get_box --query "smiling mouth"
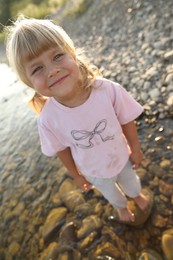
[49,75,68,88]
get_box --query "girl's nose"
[48,65,60,78]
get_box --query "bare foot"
[133,193,150,213]
[117,207,135,222]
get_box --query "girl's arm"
[121,120,143,169]
[57,147,91,191]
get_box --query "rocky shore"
[0,0,173,259]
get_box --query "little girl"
[5,16,150,223]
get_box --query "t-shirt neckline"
[51,85,96,112]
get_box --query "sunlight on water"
[0,63,17,97]
[0,63,34,102]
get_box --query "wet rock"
[32,188,51,209]
[42,207,67,241]
[152,214,167,228]
[59,222,77,245]
[8,241,20,257]
[12,201,25,216]
[59,178,77,198]
[148,88,160,101]
[22,186,36,201]
[167,94,173,106]
[160,159,171,169]
[77,215,103,239]
[164,73,173,85]
[61,190,86,211]
[58,179,86,211]
[74,202,94,218]
[159,180,173,196]
[51,192,62,206]
[0,248,5,260]
[162,229,173,260]
[93,242,122,259]
[164,50,173,60]
[115,188,154,227]
[136,168,147,181]
[38,242,59,260]
[79,231,98,250]
[58,250,81,260]
[138,249,163,260]
[93,201,105,216]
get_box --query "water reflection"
[0,62,56,181]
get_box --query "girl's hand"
[75,175,92,191]
[130,150,143,169]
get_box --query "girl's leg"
[87,175,127,208]
[116,160,141,197]
[116,160,149,211]
[133,193,150,212]
[86,175,134,222]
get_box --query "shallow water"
[0,63,58,186]
[0,63,173,259]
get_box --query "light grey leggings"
[86,160,141,209]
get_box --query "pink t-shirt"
[37,78,143,178]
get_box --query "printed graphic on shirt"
[71,119,114,149]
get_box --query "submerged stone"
[42,207,67,241]
[77,215,103,239]
[162,229,173,260]
[138,249,162,260]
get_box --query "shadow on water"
[0,63,173,259]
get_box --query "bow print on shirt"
[71,119,114,149]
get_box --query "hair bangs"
[19,28,63,64]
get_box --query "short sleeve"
[110,82,143,125]
[37,118,66,157]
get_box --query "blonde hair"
[5,15,100,114]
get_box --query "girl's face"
[25,47,81,105]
